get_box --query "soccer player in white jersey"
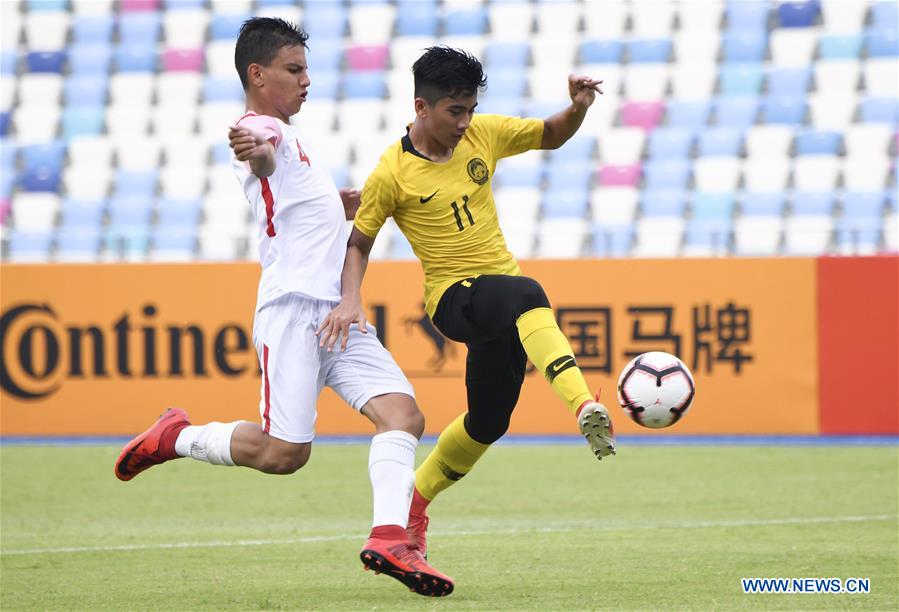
[114,18,453,598]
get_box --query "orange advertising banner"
[1,259,818,437]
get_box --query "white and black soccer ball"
[617,351,695,428]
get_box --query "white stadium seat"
[64,165,111,199]
[583,1,627,37]
[693,158,742,193]
[623,64,670,101]
[678,0,724,31]
[163,9,210,49]
[12,106,60,144]
[814,60,861,93]
[11,193,60,232]
[769,29,817,67]
[863,59,899,98]
[489,1,534,40]
[1,4,21,50]
[808,93,857,131]
[842,158,891,190]
[152,105,199,138]
[535,1,582,38]
[821,0,868,32]
[536,218,588,258]
[106,105,151,137]
[198,101,244,140]
[496,187,541,227]
[590,187,639,225]
[734,216,783,256]
[24,11,69,50]
[598,128,646,165]
[670,64,717,100]
[349,4,396,44]
[784,216,834,256]
[745,126,795,159]
[156,73,202,106]
[206,41,238,77]
[161,165,208,199]
[69,136,114,169]
[792,156,841,191]
[18,74,63,107]
[631,1,676,36]
[844,125,893,158]
[633,217,685,258]
[109,73,156,108]
[742,157,791,192]
[674,31,720,64]
[116,138,161,171]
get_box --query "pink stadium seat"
[163,49,205,72]
[346,45,390,71]
[598,164,642,187]
[620,101,665,131]
[120,0,159,11]
[0,199,10,225]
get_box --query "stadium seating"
[1,0,896,262]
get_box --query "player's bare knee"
[262,442,311,474]
[363,393,425,438]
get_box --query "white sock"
[368,430,418,528]
[174,421,242,466]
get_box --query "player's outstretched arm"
[316,227,376,352]
[540,74,604,150]
[229,124,276,178]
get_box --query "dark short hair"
[412,46,487,105]
[234,17,309,90]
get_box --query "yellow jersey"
[354,113,544,316]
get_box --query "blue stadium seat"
[858,98,898,124]
[211,144,231,165]
[152,226,197,253]
[627,39,672,63]
[777,1,819,28]
[762,96,806,124]
[836,217,881,252]
[698,128,743,156]
[165,0,205,8]
[21,142,65,174]
[444,5,488,35]
[109,195,153,227]
[842,191,884,217]
[871,1,899,30]
[591,223,633,258]
[115,170,158,198]
[692,193,736,220]
[524,101,563,119]
[330,167,350,189]
[648,128,694,159]
[548,135,596,162]
[579,40,624,63]
[203,76,243,102]
[57,228,102,257]
[642,189,687,216]
[119,13,161,46]
[742,193,785,216]
[61,107,105,139]
[792,192,834,215]
[482,69,527,99]
[304,4,347,39]
[867,29,899,57]
[26,0,67,10]
[310,71,340,100]
[26,51,66,73]
[722,31,767,63]
[396,1,438,36]
[20,167,62,192]
[495,164,542,189]
[684,219,732,251]
[1,51,18,75]
[8,231,53,259]
[61,198,105,227]
[720,64,764,95]
[389,232,416,260]
[725,1,770,31]
[888,189,898,213]
[545,161,594,192]
[767,67,811,96]
[484,42,530,69]
[0,112,9,138]
[308,40,343,73]
[1,169,14,198]
[210,13,250,41]
[115,45,158,73]
[542,188,589,218]
[1,141,15,169]
[478,99,523,117]
[643,160,691,189]
[72,15,114,43]
[105,226,150,256]
[157,197,202,226]
[69,44,112,74]
[65,75,109,106]
[818,34,863,59]
[715,97,759,127]
[666,100,711,128]
[794,130,842,155]
[342,71,387,98]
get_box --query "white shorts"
[252,292,415,443]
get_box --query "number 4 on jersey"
[295,139,311,167]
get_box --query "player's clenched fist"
[228,125,271,161]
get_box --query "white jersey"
[232,112,347,312]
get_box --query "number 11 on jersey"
[450,195,474,231]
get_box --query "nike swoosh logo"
[552,358,575,372]
[419,190,439,203]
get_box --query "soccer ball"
[617,352,695,428]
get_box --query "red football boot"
[360,525,453,597]
[406,488,430,558]
[114,408,190,481]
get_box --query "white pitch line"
[2,514,895,557]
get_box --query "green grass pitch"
[1,443,896,611]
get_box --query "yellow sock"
[517,307,593,415]
[414,413,489,501]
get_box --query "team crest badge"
[467,158,489,185]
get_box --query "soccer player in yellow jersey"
[318,46,615,557]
